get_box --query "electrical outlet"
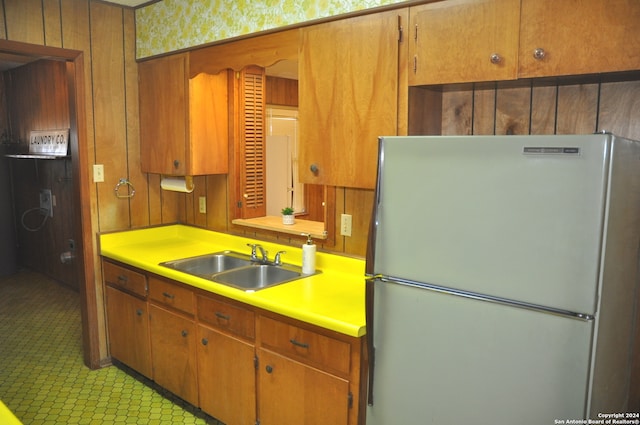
[93,164,104,183]
[340,213,352,237]
[199,196,207,214]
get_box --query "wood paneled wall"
[4,0,640,374]
[410,75,640,140]
[0,0,152,365]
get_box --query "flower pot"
[282,214,295,225]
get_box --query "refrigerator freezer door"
[366,280,593,425]
[373,135,610,314]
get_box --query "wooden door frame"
[0,39,100,369]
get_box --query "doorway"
[0,39,98,369]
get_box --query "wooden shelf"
[232,216,327,240]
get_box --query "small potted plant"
[281,207,295,225]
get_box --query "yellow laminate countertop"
[99,224,366,337]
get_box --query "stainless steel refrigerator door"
[366,279,593,425]
[372,135,610,314]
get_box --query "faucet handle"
[273,250,286,265]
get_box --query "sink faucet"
[247,243,269,263]
[247,244,286,265]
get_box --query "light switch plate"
[93,164,104,183]
[199,196,207,214]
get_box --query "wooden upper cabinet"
[410,0,640,86]
[139,53,229,176]
[518,0,640,78]
[299,9,406,189]
[189,29,299,77]
[409,0,520,85]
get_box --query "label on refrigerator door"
[523,146,581,155]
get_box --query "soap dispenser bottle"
[302,233,316,275]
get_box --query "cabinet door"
[519,0,640,78]
[257,348,349,425]
[139,54,188,175]
[149,304,198,406]
[105,286,152,378]
[299,10,403,189]
[197,325,256,424]
[409,0,519,85]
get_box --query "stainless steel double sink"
[160,251,312,292]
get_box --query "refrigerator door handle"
[379,275,595,322]
[365,274,379,405]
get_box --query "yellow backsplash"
[135,0,405,58]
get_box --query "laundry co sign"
[29,129,69,156]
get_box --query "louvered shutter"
[239,66,267,218]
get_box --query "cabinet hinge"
[255,421,260,425]
[348,391,353,409]
[414,23,418,42]
[397,15,403,43]
[254,355,259,370]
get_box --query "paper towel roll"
[161,176,194,193]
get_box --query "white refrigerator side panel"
[366,281,593,425]
[373,135,609,314]
[590,136,640,413]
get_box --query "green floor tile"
[0,269,222,424]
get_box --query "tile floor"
[0,269,222,424]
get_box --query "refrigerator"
[365,134,640,424]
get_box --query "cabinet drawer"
[103,261,147,297]
[197,295,255,340]
[259,316,350,375]
[149,276,195,315]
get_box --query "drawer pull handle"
[290,338,309,349]
[162,292,175,299]
[181,330,188,337]
[117,275,128,282]
[201,338,208,346]
[215,312,230,321]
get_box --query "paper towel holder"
[161,175,194,193]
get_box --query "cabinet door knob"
[533,48,546,60]
[173,159,180,169]
[310,164,319,175]
[181,330,188,337]
[201,338,208,346]
[265,365,273,374]
[489,53,501,64]
[136,309,143,316]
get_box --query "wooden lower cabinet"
[105,285,152,378]
[197,325,256,424]
[257,348,350,425]
[103,259,363,425]
[149,304,199,406]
